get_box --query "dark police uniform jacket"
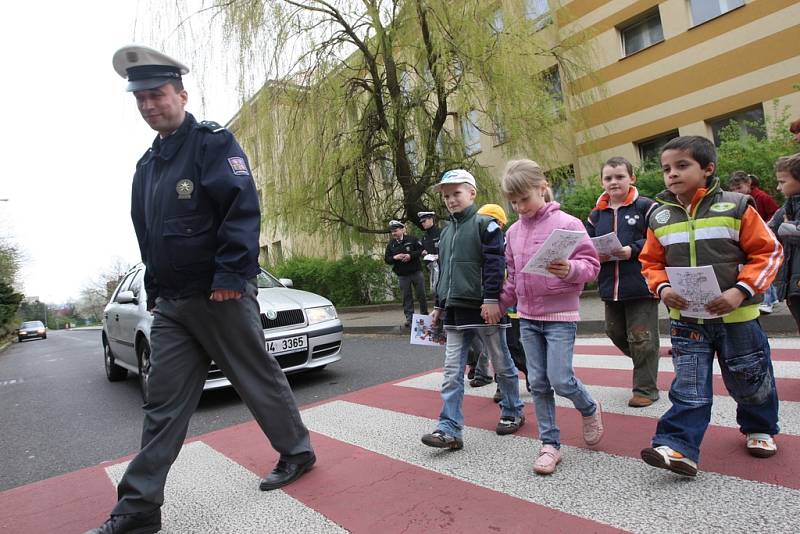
[384,235,424,276]
[131,112,261,309]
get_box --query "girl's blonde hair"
[501,159,553,202]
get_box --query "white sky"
[0,1,244,303]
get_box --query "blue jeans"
[437,326,524,439]
[520,319,597,448]
[653,319,780,463]
[763,285,777,306]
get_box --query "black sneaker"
[493,388,502,403]
[469,376,493,388]
[421,430,464,450]
[467,366,476,380]
[496,414,525,435]
[84,510,161,534]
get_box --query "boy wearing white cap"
[421,170,525,450]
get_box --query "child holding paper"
[498,159,602,475]
[639,136,782,476]
[585,157,660,408]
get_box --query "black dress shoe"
[259,454,316,491]
[84,510,161,534]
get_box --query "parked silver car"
[102,264,343,401]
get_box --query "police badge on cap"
[112,45,190,92]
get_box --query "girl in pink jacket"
[499,159,602,475]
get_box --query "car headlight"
[19,331,27,335]
[306,305,337,325]
[37,329,46,334]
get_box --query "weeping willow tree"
[147,0,593,246]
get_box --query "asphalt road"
[0,329,442,492]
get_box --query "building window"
[545,165,575,202]
[493,113,507,146]
[543,67,563,119]
[636,130,679,168]
[462,111,482,156]
[708,105,765,146]
[526,0,551,30]
[404,138,419,174]
[271,241,284,263]
[620,10,664,57]
[490,10,504,34]
[690,0,744,27]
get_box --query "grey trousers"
[398,271,428,321]
[113,281,313,514]
[604,298,661,400]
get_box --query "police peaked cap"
[112,45,190,92]
[388,220,405,229]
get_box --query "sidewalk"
[338,292,797,336]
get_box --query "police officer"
[87,46,315,534]
[418,211,440,291]
[384,220,428,327]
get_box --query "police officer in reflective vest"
[87,45,316,534]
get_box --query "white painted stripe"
[395,373,800,436]
[302,401,800,534]
[105,442,345,534]
[569,353,800,379]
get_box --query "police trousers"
[113,281,313,514]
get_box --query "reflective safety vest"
[649,178,761,323]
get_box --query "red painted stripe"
[575,367,800,403]
[346,382,800,489]
[203,424,625,534]
[573,345,800,362]
[0,464,117,534]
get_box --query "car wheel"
[17,336,23,343]
[104,343,128,381]
[41,334,47,340]
[138,339,152,404]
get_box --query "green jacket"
[435,204,505,309]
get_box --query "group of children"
[419,135,797,478]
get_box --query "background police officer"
[384,220,427,327]
[87,46,315,534]
[418,211,440,291]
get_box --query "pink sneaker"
[582,402,604,446]
[533,445,561,475]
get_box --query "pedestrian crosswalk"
[2,339,799,533]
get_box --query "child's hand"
[661,287,688,310]
[705,288,746,316]
[613,246,632,261]
[481,303,502,324]
[546,259,571,279]
[599,254,611,263]
[430,309,442,325]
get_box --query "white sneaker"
[759,303,774,314]
[641,445,698,477]
[746,433,777,458]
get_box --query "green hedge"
[270,255,391,307]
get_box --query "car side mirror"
[116,290,138,305]
[279,278,293,288]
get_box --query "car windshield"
[257,269,285,289]
[21,321,44,329]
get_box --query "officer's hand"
[430,309,442,325]
[661,287,688,310]
[210,289,243,302]
[481,303,502,324]
[705,288,745,316]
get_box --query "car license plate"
[266,335,307,355]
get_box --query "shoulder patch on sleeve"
[198,120,226,133]
[486,221,500,233]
